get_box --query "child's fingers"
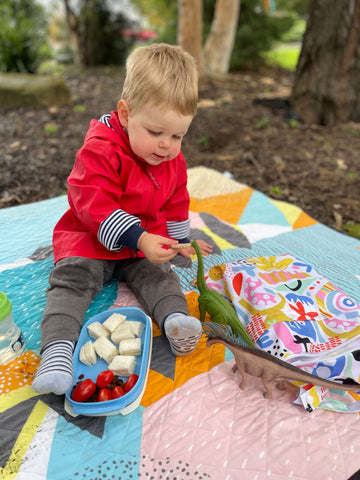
[195,240,213,254]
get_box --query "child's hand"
[137,232,178,263]
[178,239,213,258]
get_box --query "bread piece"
[93,336,118,363]
[119,337,141,356]
[111,324,135,343]
[87,321,110,339]
[170,243,191,249]
[103,313,127,333]
[108,355,136,376]
[79,340,97,365]
[126,321,144,338]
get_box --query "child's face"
[118,100,193,166]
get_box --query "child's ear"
[118,99,129,127]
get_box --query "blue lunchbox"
[64,307,152,416]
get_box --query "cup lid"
[0,293,12,321]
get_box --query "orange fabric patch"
[190,189,253,224]
[141,336,225,408]
[0,351,40,395]
[293,210,318,229]
[141,291,224,407]
[185,291,201,319]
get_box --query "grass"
[264,44,301,71]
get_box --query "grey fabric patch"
[29,246,54,262]
[0,393,106,468]
[150,334,176,380]
[199,212,251,249]
[170,212,250,269]
[170,230,221,268]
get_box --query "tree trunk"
[62,0,103,67]
[291,0,360,125]
[63,0,81,66]
[203,0,241,76]
[177,0,204,74]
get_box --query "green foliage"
[134,0,304,71]
[342,222,360,239]
[229,0,298,71]
[289,118,300,128]
[276,0,309,17]
[43,122,58,136]
[77,0,135,66]
[264,45,300,71]
[280,18,306,43]
[269,185,283,196]
[38,60,65,76]
[198,136,209,146]
[0,0,51,73]
[255,115,270,129]
[132,0,177,44]
[73,104,87,113]
[202,0,301,71]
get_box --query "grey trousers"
[41,256,189,351]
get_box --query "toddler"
[32,43,212,395]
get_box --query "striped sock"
[164,313,202,356]
[32,340,75,395]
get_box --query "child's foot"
[164,314,202,356]
[32,340,75,395]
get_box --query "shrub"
[0,0,51,73]
[76,0,136,66]
[230,1,296,70]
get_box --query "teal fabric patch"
[48,406,144,480]
[238,190,290,226]
[1,257,117,354]
[0,195,68,264]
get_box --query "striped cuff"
[167,219,190,240]
[98,113,114,131]
[98,209,141,251]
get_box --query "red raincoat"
[53,111,190,263]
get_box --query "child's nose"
[159,137,170,149]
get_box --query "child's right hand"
[137,232,178,263]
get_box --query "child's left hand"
[177,239,213,258]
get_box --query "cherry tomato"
[97,388,112,402]
[71,378,96,402]
[124,374,139,392]
[112,386,126,399]
[96,370,114,388]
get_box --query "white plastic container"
[0,292,25,364]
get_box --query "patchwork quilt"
[1,166,360,480]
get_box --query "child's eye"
[173,135,182,140]
[148,130,161,136]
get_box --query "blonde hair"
[121,43,198,116]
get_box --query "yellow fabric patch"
[0,396,48,479]
[270,198,303,226]
[198,226,236,251]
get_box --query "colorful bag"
[202,253,360,412]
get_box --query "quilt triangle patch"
[270,199,318,229]
[239,190,290,226]
[189,188,253,224]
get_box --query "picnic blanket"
[1,166,360,480]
